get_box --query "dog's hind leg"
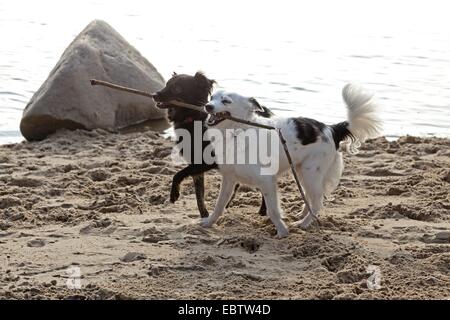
[293,161,326,230]
[170,168,188,203]
[200,177,236,228]
[193,174,209,218]
[260,179,289,238]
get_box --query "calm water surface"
[0,0,449,144]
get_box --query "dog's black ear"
[195,71,216,94]
[172,71,178,77]
[249,97,265,112]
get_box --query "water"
[1,0,449,144]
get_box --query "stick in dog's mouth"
[206,111,231,126]
[155,101,170,109]
[154,99,201,110]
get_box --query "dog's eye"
[171,85,183,94]
[221,99,231,105]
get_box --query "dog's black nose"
[205,104,214,113]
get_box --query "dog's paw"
[200,209,209,219]
[200,217,213,228]
[275,224,289,239]
[293,214,316,230]
[169,187,180,203]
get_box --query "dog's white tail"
[342,83,383,153]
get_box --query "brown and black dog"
[152,71,268,218]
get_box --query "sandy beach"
[0,129,449,300]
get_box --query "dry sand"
[0,129,449,300]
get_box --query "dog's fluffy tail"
[331,83,383,154]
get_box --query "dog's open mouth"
[207,112,231,126]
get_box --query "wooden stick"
[167,100,277,130]
[90,79,316,223]
[90,79,154,98]
[90,80,277,130]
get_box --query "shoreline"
[0,129,449,299]
[2,130,450,146]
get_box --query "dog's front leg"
[193,174,209,218]
[226,185,267,217]
[170,164,218,203]
[170,170,185,203]
[200,177,236,228]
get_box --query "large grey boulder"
[20,20,167,141]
